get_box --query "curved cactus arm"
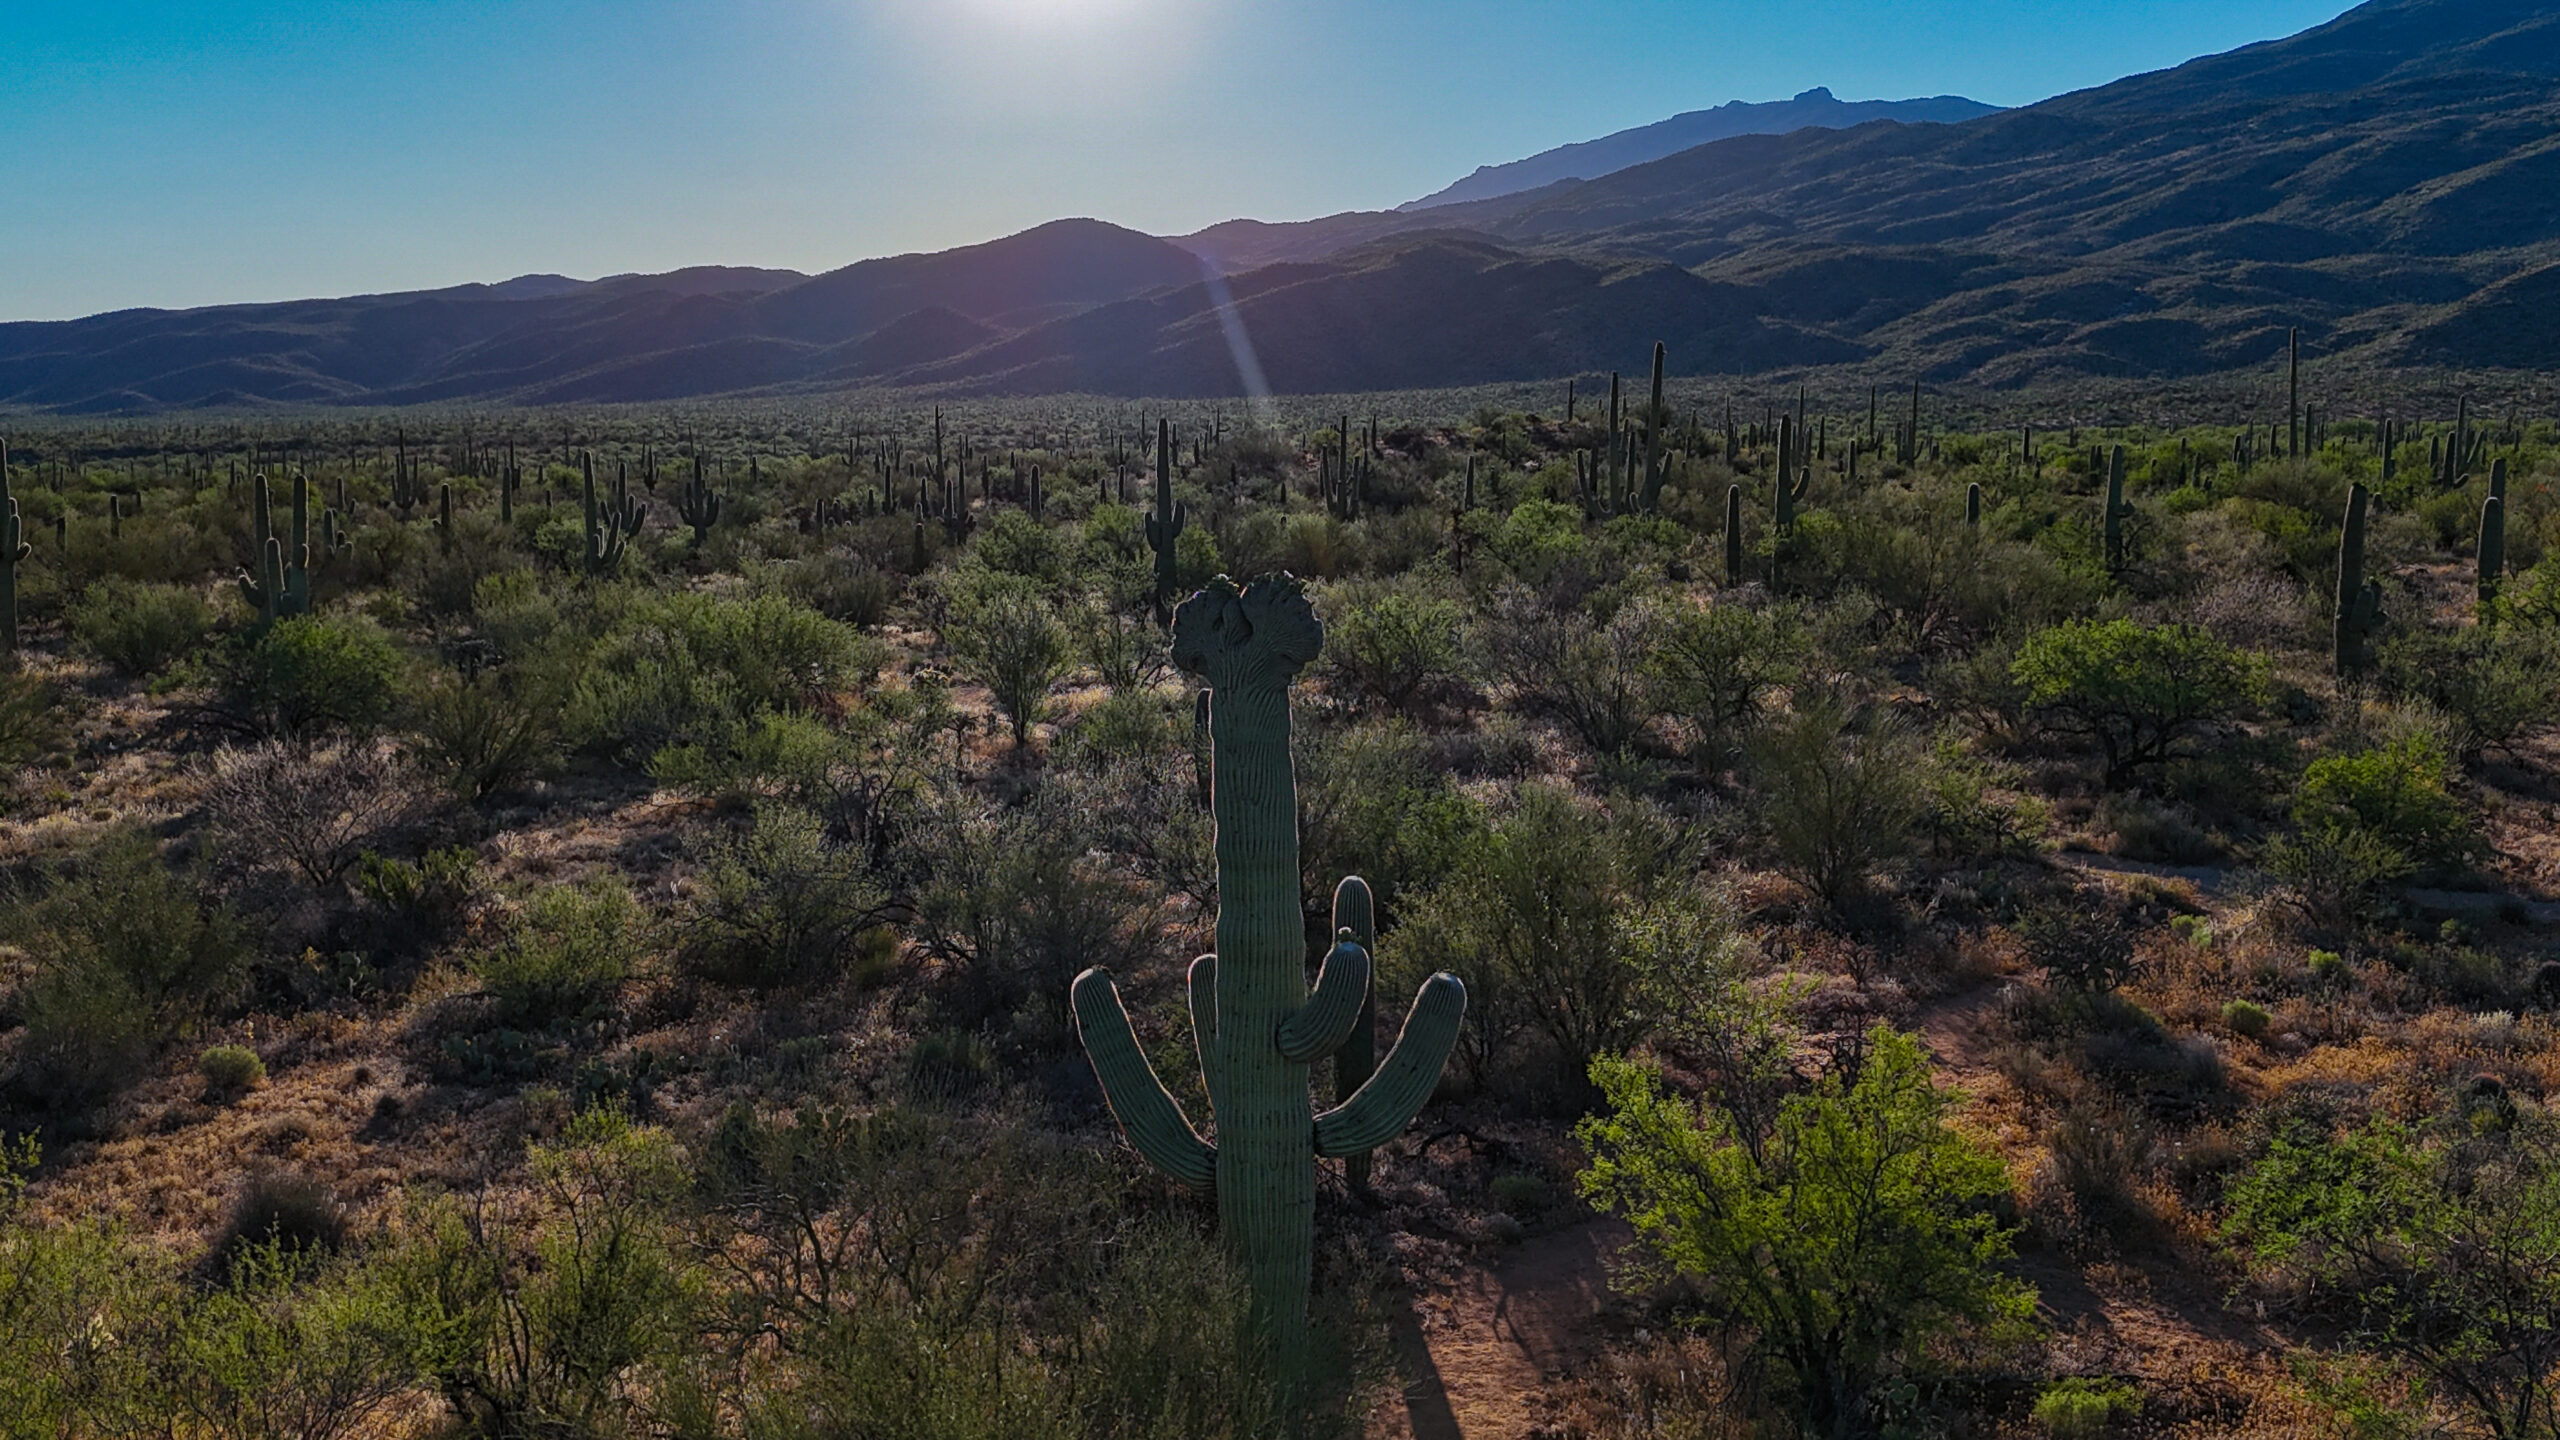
[1188,952,1223,1117]
[1276,932,1370,1063]
[1314,973,1466,1158]
[1072,966,1218,1191]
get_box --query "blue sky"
[3,0,2353,320]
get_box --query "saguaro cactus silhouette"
[2335,482,2385,677]
[0,439,25,654]
[1146,418,1186,621]
[1071,576,1466,1348]
[2102,446,2134,573]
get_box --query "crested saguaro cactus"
[2335,482,2385,677]
[1071,577,1466,1348]
[1145,418,1186,622]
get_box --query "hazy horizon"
[7,0,2352,323]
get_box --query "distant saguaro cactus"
[1723,483,1744,587]
[1071,577,1465,1349]
[0,439,25,654]
[2335,482,2385,677]
[2102,446,2135,574]
[677,454,722,546]
[1145,419,1186,622]
[2479,495,2506,619]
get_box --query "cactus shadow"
[1387,1294,1465,1440]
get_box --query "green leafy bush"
[196,1043,266,1094]
[1747,693,1927,909]
[680,805,894,989]
[943,571,1070,746]
[225,614,406,736]
[1323,583,1464,711]
[2033,1377,2143,1437]
[2221,998,2272,1038]
[475,879,643,1029]
[68,578,214,676]
[2291,734,2474,875]
[1580,1027,2035,1440]
[2013,619,2267,788]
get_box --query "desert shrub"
[157,1237,420,1439]
[208,1171,349,1273]
[913,788,1153,1039]
[2262,822,2416,926]
[201,739,432,891]
[355,846,481,943]
[1476,588,1660,755]
[1580,1027,2035,1440]
[1322,581,1465,711]
[2012,619,2266,788]
[223,614,406,736]
[2291,733,2474,875]
[971,508,1067,584]
[68,577,214,676]
[680,804,895,989]
[1647,597,1804,760]
[196,1044,267,1095]
[1391,784,1724,1094]
[8,830,249,1106]
[1294,719,1486,915]
[0,670,67,769]
[2225,1115,2560,1440]
[1491,497,1590,592]
[1081,595,1167,692]
[2046,1090,2154,1228]
[476,879,643,1030]
[2220,998,2272,1038]
[1061,687,1185,769]
[943,572,1070,746]
[406,664,562,799]
[2377,624,2560,757]
[570,590,876,761]
[770,553,894,627]
[2033,1377,2142,1437]
[2018,897,2137,994]
[383,1107,702,1436]
[1746,692,1927,910]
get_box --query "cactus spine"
[2102,446,2134,573]
[1072,577,1465,1349]
[1145,419,1186,622]
[0,440,23,654]
[2335,482,2385,677]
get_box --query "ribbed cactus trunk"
[2335,482,2385,677]
[1072,578,1466,1356]
[1723,484,1743,587]
[2102,446,2133,574]
[2479,495,2506,619]
[0,440,23,655]
[1637,342,1668,512]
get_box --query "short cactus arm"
[1314,973,1466,1157]
[1276,931,1370,1063]
[1189,952,1223,1115]
[1072,967,1218,1190]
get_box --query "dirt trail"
[1374,1219,1631,1440]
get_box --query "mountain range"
[4,0,2556,414]
[1395,87,2005,211]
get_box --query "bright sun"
[947,0,1151,30]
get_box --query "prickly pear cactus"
[1071,576,1466,1347]
[2335,482,2385,677]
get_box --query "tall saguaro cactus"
[1723,483,1744,587]
[1071,577,1466,1349]
[1145,419,1186,622]
[0,439,24,655]
[1636,342,1669,512]
[2335,482,2385,677]
[2102,446,2134,574]
[2479,495,2507,619]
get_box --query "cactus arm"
[1189,952,1224,1117]
[1071,966,1218,1191]
[1275,932,1370,1064]
[1314,973,1467,1158]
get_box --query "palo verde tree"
[2011,618,2268,789]
[1580,1026,2034,1440]
[1070,576,1466,1353]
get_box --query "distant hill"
[9,0,2560,411]
[1399,88,2004,211]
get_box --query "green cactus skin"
[0,439,24,654]
[1145,419,1187,621]
[2287,327,2301,458]
[1965,481,1983,528]
[438,483,453,552]
[2102,446,2134,574]
[2479,495,2507,619]
[580,452,632,575]
[1637,342,1668,512]
[1072,577,1466,1349]
[678,454,722,547]
[2335,482,2385,678]
[1773,415,1811,532]
[1330,876,1378,1194]
[236,472,310,621]
[1724,483,1744,587]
